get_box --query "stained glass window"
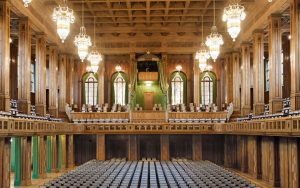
[85,73,98,105]
[201,73,213,105]
[114,74,126,105]
[171,74,184,105]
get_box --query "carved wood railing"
[168,112,228,120]
[71,112,129,122]
[0,117,83,136]
[2,115,300,136]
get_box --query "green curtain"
[130,61,138,109]
[199,71,217,104]
[169,71,187,105]
[81,72,99,105]
[157,61,167,110]
[32,136,38,179]
[110,71,129,105]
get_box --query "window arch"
[114,74,126,105]
[171,73,184,105]
[85,73,98,105]
[201,73,214,105]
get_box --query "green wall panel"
[13,137,21,186]
[135,81,165,109]
[46,136,51,173]
[32,136,38,179]
[10,137,16,172]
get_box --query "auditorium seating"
[0,99,62,122]
[42,159,258,188]
[236,97,300,122]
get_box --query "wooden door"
[144,92,154,110]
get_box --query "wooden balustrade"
[70,112,129,122]
[1,115,300,136]
[131,111,166,123]
[168,112,228,119]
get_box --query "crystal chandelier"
[222,2,246,41]
[74,2,92,62]
[23,0,32,7]
[87,17,102,72]
[52,0,75,43]
[196,16,210,72]
[206,0,224,62]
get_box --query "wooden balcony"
[2,114,300,137]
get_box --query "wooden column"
[66,56,74,105]
[253,30,265,115]
[98,62,105,106]
[0,0,10,111]
[241,42,251,115]
[35,33,46,116]
[248,136,258,178]
[51,135,58,172]
[237,136,248,173]
[38,136,46,178]
[17,137,31,186]
[60,135,67,170]
[96,134,105,161]
[290,0,300,110]
[268,14,283,114]
[48,45,58,117]
[0,137,10,188]
[193,54,200,105]
[67,135,74,169]
[279,137,298,188]
[160,135,169,161]
[282,36,291,98]
[225,53,233,103]
[261,137,279,186]
[58,55,67,112]
[232,52,241,112]
[128,135,138,161]
[17,18,31,114]
[224,135,237,168]
[192,135,202,161]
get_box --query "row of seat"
[42,158,257,188]
[73,119,130,124]
[169,118,227,123]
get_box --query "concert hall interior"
[0,0,299,187]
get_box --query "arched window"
[171,74,184,105]
[85,73,98,105]
[114,74,126,105]
[201,73,213,105]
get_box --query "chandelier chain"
[201,15,204,42]
[213,0,215,26]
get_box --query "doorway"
[144,92,154,110]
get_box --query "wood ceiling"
[9,0,290,55]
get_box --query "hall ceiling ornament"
[74,0,92,62]
[23,0,32,7]
[222,1,246,41]
[206,0,224,62]
[52,0,75,43]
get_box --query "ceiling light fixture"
[222,1,246,41]
[196,15,210,72]
[23,0,32,7]
[52,0,75,43]
[115,65,122,72]
[74,1,91,62]
[206,0,224,62]
[87,17,102,73]
[176,65,182,72]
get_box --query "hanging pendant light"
[87,17,102,73]
[196,15,210,72]
[206,0,224,62]
[52,0,75,43]
[23,0,32,7]
[74,1,92,62]
[222,1,246,41]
